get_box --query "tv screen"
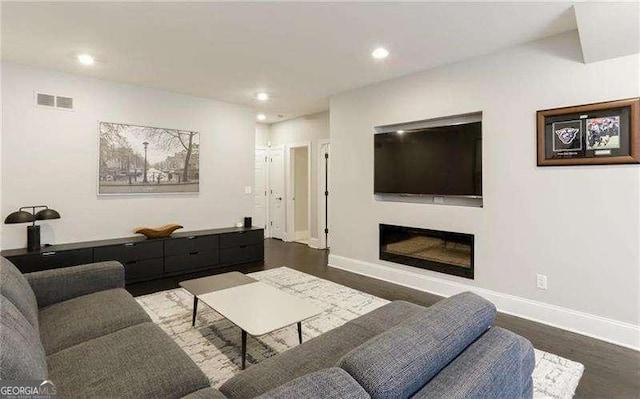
[374,122,482,196]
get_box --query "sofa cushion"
[411,327,535,399]
[220,300,424,398]
[39,288,151,355]
[338,292,496,399]
[182,387,228,399]
[47,322,209,399]
[0,295,47,380]
[0,257,39,329]
[258,368,370,399]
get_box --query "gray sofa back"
[0,295,48,380]
[411,326,535,399]
[0,258,48,381]
[0,257,39,329]
[338,292,496,399]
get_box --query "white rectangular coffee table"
[186,275,321,369]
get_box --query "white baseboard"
[308,238,320,249]
[328,254,640,351]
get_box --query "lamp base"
[27,225,41,252]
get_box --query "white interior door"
[253,147,268,231]
[269,146,285,240]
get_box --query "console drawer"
[220,242,263,264]
[219,230,263,248]
[8,248,94,273]
[124,258,164,283]
[94,241,163,263]
[164,250,219,273]
[164,235,219,256]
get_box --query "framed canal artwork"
[98,122,199,195]
[536,98,639,166]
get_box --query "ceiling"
[1,2,578,123]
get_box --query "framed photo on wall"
[98,122,200,195]
[537,98,639,166]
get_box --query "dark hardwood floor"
[127,238,640,399]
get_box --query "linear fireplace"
[379,224,474,279]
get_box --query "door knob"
[276,197,283,200]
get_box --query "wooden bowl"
[134,224,183,239]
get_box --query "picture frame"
[536,98,639,166]
[98,122,200,195]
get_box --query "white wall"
[266,111,329,242]
[329,31,640,348]
[2,62,255,249]
[255,123,270,147]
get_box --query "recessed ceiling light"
[77,54,95,66]
[257,114,266,121]
[397,130,405,134]
[372,47,389,59]
[256,92,269,101]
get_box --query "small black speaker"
[244,217,252,228]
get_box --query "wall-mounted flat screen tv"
[374,121,482,196]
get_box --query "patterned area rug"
[136,267,584,398]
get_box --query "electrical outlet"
[244,186,252,194]
[433,196,444,204]
[536,274,548,290]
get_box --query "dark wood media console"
[1,227,264,284]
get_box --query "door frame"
[255,146,269,237]
[268,145,285,240]
[317,139,330,249]
[286,141,312,243]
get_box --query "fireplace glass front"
[379,224,474,279]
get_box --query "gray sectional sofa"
[0,258,211,398]
[1,257,535,398]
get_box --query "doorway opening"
[287,143,311,244]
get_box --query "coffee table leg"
[297,322,302,344]
[192,296,199,327]
[241,329,247,370]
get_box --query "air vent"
[56,96,73,110]
[35,92,74,111]
[36,93,55,107]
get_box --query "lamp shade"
[4,211,36,224]
[35,208,61,220]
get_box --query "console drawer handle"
[239,245,247,249]
[124,243,135,247]
[189,251,198,255]
[42,251,56,257]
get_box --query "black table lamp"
[4,205,61,251]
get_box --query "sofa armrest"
[411,327,535,399]
[25,261,125,308]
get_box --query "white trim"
[317,139,330,249]
[293,230,310,241]
[308,238,320,249]
[328,254,640,351]
[286,142,312,245]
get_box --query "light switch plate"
[536,274,548,290]
[244,186,252,194]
